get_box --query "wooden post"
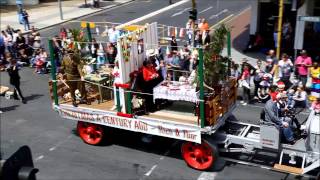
[48,39,59,106]
[198,48,205,128]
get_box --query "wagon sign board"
[56,106,202,143]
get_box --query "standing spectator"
[15,31,26,51]
[93,0,99,8]
[5,53,26,104]
[59,27,67,40]
[21,9,30,31]
[265,49,278,76]
[108,25,120,45]
[185,19,194,45]
[198,18,209,33]
[194,30,202,47]
[33,36,42,50]
[91,38,99,59]
[5,25,15,37]
[1,31,13,55]
[230,62,240,80]
[0,33,5,62]
[253,59,264,100]
[240,65,251,105]
[278,53,293,89]
[170,36,178,52]
[201,30,210,48]
[295,50,312,87]
[282,19,293,50]
[105,42,117,64]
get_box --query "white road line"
[49,135,73,152]
[171,7,191,17]
[197,172,218,180]
[209,9,228,19]
[35,155,44,161]
[116,0,189,29]
[199,6,213,14]
[144,165,157,176]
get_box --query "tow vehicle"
[48,22,320,178]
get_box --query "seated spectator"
[287,89,295,108]
[311,97,320,113]
[293,86,308,108]
[33,36,42,50]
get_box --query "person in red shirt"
[142,59,161,112]
[143,60,159,81]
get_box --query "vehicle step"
[273,164,303,175]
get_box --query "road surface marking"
[144,165,157,176]
[197,172,217,180]
[210,14,234,29]
[171,7,191,17]
[116,0,189,29]
[35,155,44,161]
[49,135,73,151]
[199,6,213,14]
[209,9,228,19]
[142,140,179,177]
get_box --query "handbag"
[306,73,312,88]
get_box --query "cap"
[277,81,285,88]
[301,50,307,54]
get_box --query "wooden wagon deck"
[60,100,199,126]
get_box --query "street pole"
[276,0,283,60]
[58,0,63,20]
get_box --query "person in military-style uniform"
[59,49,90,107]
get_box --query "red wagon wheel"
[77,121,104,145]
[181,141,218,170]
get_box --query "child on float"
[111,59,121,110]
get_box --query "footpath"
[0,0,133,31]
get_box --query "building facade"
[250,0,320,59]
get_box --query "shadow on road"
[0,105,20,112]
[25,94,44,101]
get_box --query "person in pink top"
[295,50,312,87]
[311,97,320,113]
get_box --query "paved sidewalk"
[0,0,132,31]
[219,6,265,65]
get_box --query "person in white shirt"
[293,85,308,108]
[108,25,120,44]
[278,53,293,89]
[1,30,13,54]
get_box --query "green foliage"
[203,24,230,87]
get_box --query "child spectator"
[293,85,308,108]
[311,97,320,113]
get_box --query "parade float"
[48,22,319,177]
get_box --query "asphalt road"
[0,0,317,179]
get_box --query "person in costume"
[310,62,320,101]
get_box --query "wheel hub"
[194,148,204,159]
